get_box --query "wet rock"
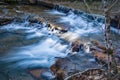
[0,2,8,5]
[71,41,81,52]
[48,23,68,34]
[74,10,83,15]
[90,40,106,52]
[85,41,108,64]
[86,14,95,21]
[0,17,14,26]
[29,16,46,23]
[50,53,99,79]
[37,1,54,9]
[65,68,107,80]
[29,69,45,79]
[29,68,54,80]
[14,12,30,22]
[53,4,104,23]
[110,15,120,29]
[60,29,67,33]
[85,40,120,68]
[29,18,42,24]
[29,0,37,4]
[50,58,72,79]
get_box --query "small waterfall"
[54,5,70,13]
[53,5,120,37]
[53,5,104,23]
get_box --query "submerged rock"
[29,68,55,80]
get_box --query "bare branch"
[107,0,118,11]
[83,0,92,14]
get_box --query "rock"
[29,68,47,79]
[29,0,37,4]
[71,41,81,52]
[29,18,42,24]
[50,58,74,79]
[110,15,120,29]
[55,68,65,80]
[0,2,8,5]
[0,17,14,26]
[89,40,106,53]
[37,1,54,9]
[60,29,67,33]
[88,40,120,68]
[29,69,44,78]
[48,23,68,34]
[65,68,107,80]
[50,58,67,80]
[29,16,46,23]
[51,54,99,79]
[93,51,109,62]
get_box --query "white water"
[0,9,119,71]
[59,11,103,36]
[50,9,120,36]
[46,10,66,15]
[0,22,68,69]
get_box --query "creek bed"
[0,4,120,80]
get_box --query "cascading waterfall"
[53,5,104,22]
[53,5,103,37]
[53,5,120,37]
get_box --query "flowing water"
[51,6,120,46]
[0,4,120,80]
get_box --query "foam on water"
[59,12,102,35]
[46,10,66,15]
[0,22,68,70]
[0,23,30,31]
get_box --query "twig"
[64,68,104,80]
[107,0,118,11]
[111,73,120,79]
[83,0,92,14]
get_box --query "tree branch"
[107,0,118,11]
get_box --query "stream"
[0,4,120,80]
